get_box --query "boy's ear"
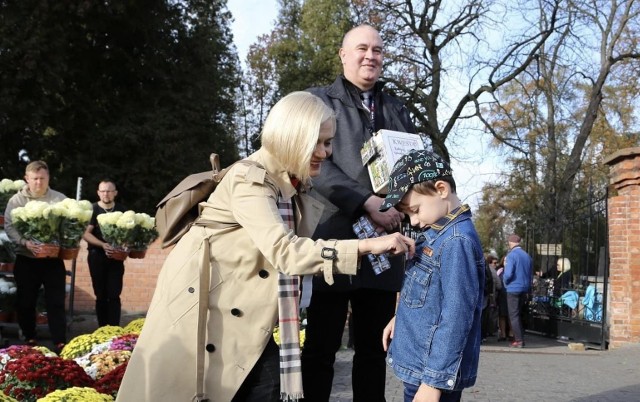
[434,180,450,197]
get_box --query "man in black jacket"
[302,24,416,401]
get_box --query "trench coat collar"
[247,148,300,200]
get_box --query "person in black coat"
[301,24,416,401]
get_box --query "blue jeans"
[404,382,462,402]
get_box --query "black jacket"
[307,75,416,291]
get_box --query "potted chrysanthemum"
[0,178,25,226]
[125,213,158,259]
[95,211,133,260]
[96,210,158,259]
[57,198,93,259]
[10,200,64,258]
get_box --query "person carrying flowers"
[3,160,68,353]
[82,179,128,327]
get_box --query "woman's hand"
[358,233,415,258]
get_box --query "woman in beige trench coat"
[116,92,414,402]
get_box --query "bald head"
[339,25,383,90]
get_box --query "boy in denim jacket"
[381,150,484,402]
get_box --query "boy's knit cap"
[379,149,452,212]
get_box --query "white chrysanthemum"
[78,199,93,210]
[135,213,155,230]
[22,200,49,219]
[97,211,123,226]
[10,206,25,221]
[0,179,24,193]
[43,204,65,219]
[0,277,17,294]
[116,210,136,229]
[0,179,12,192]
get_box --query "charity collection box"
[360,130,426,194]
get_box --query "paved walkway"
[332,335,640,402]
[3,314,639,401]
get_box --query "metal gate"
[521,191,609,349]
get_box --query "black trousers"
[232,337,280,402]
[301,288,396,402]
[88,249,125,327]
[507,292,527,342]
[13,255,67,344]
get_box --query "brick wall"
[66,240,169,314]
[604,147,640,348]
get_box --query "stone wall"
[604,147,640,347]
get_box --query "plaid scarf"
[277,194,304,401]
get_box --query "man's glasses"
[98,190,115,193]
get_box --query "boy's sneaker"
[509,341,524,348]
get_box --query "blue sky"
[226,0,499,208]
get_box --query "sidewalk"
[332,334,640,402]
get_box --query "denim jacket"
[387,206,484,391]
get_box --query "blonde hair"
[557,258,571,273]
[261,92,335,183]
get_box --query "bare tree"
[478,0,640,241]
[369,0,561,162]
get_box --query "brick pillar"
[604,147,640,348]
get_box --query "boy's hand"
[414,383,442,402]
[382,315,396,351]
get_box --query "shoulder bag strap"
[193,233,212,402]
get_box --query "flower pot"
[0,262,15,272]
[58,247,80,260]
[107,248,129,261]
[128,248,147,259]
[33,243,60,258]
